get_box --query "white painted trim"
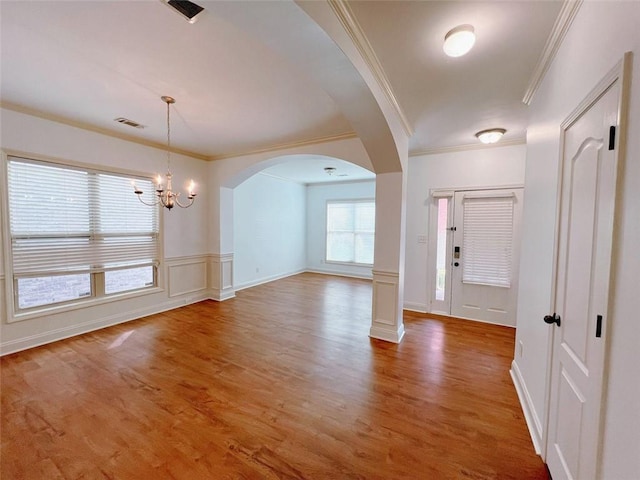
[210,289,235,302]
[403,302,428,313]
[410,137,526,158]
[369,324,405,344]
[0,102,209,161]
[305,268,372,280]
[209,132,358,161]
[209,253,235,301]
[371,269,400,278]
[234,269,307,292]
[165,254,210,265]
[209,253,234,261]
[0,292,210,356]
[327,0,413,137]
[511,360,544,455]
[522,0,584,105]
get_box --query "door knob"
[544,313,561,327]
[453,262,459,267]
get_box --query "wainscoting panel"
[370,269,405,343]
[167,257,208,298]
[209,253,235,301]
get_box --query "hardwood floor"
[1,273,548,479]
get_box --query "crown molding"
[209,131,358,161]
[0,101,210,161]
[327,0,414,138]
[409,136,526,157]
[522,0,583,105]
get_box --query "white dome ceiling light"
[475,128,507,144]
[443,24,476,57]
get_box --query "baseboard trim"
[403,302,428,313]
[510,360,544,455]
[234,268,307,292]
[0,293,209,356]
[210,290,236,302]
[369,324,405,344]
[305,268,372,280]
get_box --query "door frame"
[427,183,524,317]
[542,52,632,473]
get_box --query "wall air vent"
[162,0,205,24]
[114,117,145,129]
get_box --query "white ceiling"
[1,0,564,179]
[261,156,375,185]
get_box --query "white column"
[209,186,235,301]
[209,253,235,301]
[370,171,407,343]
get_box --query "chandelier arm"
[135,194,161,207]
[174,196,196,209]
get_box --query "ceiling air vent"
[114,117,145,129]
[163,0,205,24]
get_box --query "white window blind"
[462,195,514,287]
[7,157,159,279]
[326,200,375,265]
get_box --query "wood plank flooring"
[1,273,548,479]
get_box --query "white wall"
[0,108,210,354]
[306,180,376,278]
[233,173,306,290]
[514,3,640,477]
[403,144,526,312]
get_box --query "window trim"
[1,149,165,323]
[324,198,375,267]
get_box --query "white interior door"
[545,68,624,480]
[449,188,523,325]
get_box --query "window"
[434,197,449,301]
[326,200,375,265]
[6,157,160,313]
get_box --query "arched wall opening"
[225,153,376,292]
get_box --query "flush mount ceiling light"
[443,24,476,57]
[475,128,507,144]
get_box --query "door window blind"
[7,157,159,278]
[462,195,514,287]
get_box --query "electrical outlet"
[417,234,427,244]
[256,267,260,273]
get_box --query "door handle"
[453,262,459,267]
[544,313,561,327]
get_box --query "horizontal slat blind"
[462,196,514,287]
[8,157,159,278]
[326,200,375,265]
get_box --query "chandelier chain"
[166,98,171,172]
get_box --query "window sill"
[7,286,164,324]
[325,261,374,268]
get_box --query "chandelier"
[133,95,197,210]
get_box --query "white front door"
[449,188,523,325]
[545,63,625,480]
